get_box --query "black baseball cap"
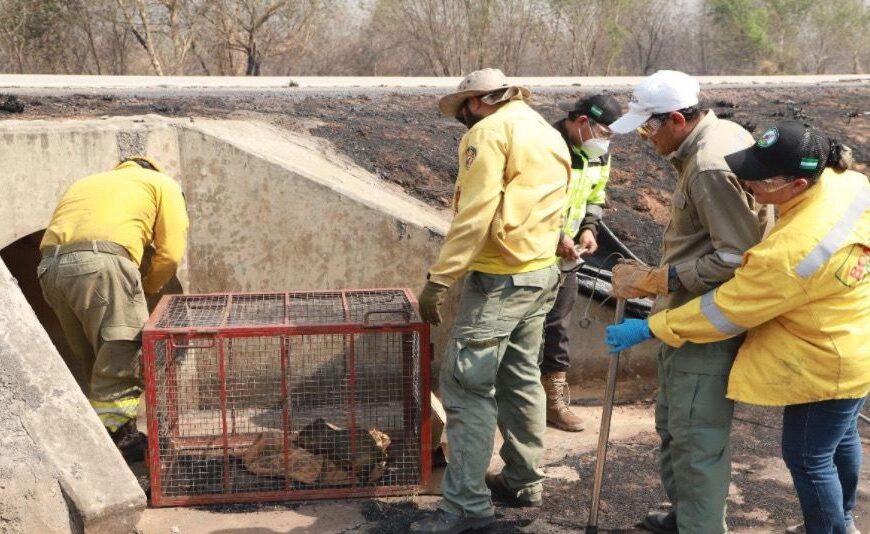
[559,94,623,126]
[725,120,828,181]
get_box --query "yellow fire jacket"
[428,100,571,287]
[41,161,189,294]
[649,168,870,406]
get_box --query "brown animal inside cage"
[144,290,430,506]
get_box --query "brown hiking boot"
[542,372,584,432]
[109,420,147,463]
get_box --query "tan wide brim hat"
[438,68,530,117]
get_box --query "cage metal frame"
[142,288,432,507]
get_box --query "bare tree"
[115,0,164,74]
[802,0,870,74]
[196,0,330,76]
[0,0,71,73]
[625,0,681,75]
[0,0,866,76]
[545,0,632,75]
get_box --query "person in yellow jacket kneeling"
[605,120,869,534]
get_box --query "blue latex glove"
[605,318,652,353]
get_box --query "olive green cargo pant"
[38,249,149,431]
[438,265,560,518]
[656,337,743,533]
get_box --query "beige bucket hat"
[438,68,530,117]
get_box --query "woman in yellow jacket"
[606,120,869,534]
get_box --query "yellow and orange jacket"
[650,169,870,406]
[40,161,189,294]
[428,99,571,286]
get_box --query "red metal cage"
[142,289,431,507]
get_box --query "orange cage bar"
[142,289,431,507]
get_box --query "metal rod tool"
[585,297,627,534]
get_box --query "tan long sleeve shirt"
[656,111,773,312]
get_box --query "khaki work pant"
[438,265,560,518]
[656,336,743,533]
[38,249,148,430]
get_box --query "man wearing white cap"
[412,68,570,533]
[609,70,771,533]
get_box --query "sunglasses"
[749,177,794,193]
[636,113,671,138]
[590,120,614,139]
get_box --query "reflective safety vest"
[563,147,610,238]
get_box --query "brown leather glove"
[417,281,449,325]
[611,260,669,299]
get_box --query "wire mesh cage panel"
[143,289,431,506]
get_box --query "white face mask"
[581,138,610,159]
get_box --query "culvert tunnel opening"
[0,230,85,390]
[1,230,184,398]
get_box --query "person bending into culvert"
[608,70,772,534]
[38,156,188,463]
[412,68,570,534]
[606,121,869,534]
[540,93,622,433]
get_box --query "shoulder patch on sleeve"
[835,244,870,287]
[464,146,477,170]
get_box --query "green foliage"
[709,0,771,56]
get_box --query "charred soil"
[7,85,869,264]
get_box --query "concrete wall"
[0,116,181,249]
[0,261,145,533]
[563,298,659,401]
[174,119,459,369]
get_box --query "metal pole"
[586,298,627,534]
[859,413,870,425]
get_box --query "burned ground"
[5,84,869,264]
[361,403,869,533]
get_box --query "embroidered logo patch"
[590,104,604,118]
[835,244,870,287]
[464,146,477,170]
[757,127,779,148]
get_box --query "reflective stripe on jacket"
[563,148,609,238]
[657,111,772,312]
[649,169,870,406]
[428,100,571,286]
[40,161,189,293]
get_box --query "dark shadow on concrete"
[0,230,85,390]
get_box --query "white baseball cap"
[609,70,700,134]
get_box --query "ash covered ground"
[4,83,869,264]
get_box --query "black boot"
[109,420,147,463]
[408,509,494,534]
[485,472,542,508]
[640,510,678,533]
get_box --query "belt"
[41,240,131,261]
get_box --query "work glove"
[605,318,652,353]
[417,281,449,326]
[611,260,669,299]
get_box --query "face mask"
[581,138,610,159]
[456,101,483,129]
